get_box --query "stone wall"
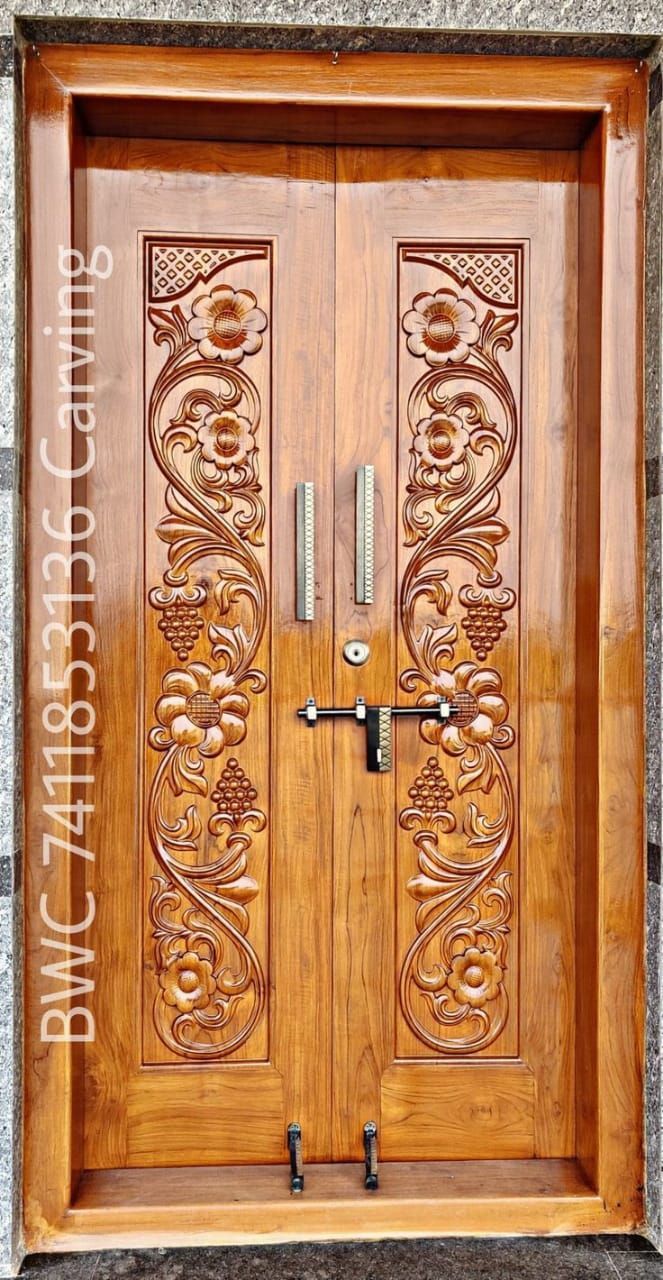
[1,4,661,1274]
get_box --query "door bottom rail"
[30,1158,639,1254]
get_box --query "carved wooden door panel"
[84,139,336,1167]
[84,138,577,1171]
[331,148,577,1163]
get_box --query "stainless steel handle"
[295,482,315,621]
[355,464,375,605]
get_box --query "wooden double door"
[85,138,577,1171]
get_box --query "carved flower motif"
[154,662,249,757]
[447,946,503,1008]
[188,284,267,363]
[403,289,480,365]
[420,661,510,754]
[414,410,469,473]
[159,950,216,1014]
[197,409,256,471]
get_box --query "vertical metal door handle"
[287,1122,304,1193]
[355,465,374,605]
[295,482,315,621]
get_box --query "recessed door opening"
[23,48,646,1251]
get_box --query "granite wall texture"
[646,51,663,1253]
[1,3,661,1276]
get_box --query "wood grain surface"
[22,44,646,1249]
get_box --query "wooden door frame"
[21,43,647,1252]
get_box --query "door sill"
[32,1159,640,1253]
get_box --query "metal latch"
[297,696,457,773]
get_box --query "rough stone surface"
[647,489,662,853]
[0,895,17,1280]
[0,493,14,870]
[646,46,663,1254]
[0,500,18,1273]
[0,82,14,453]
[5,21,658,58]
[648,876,662,1250]
[5,1237,661,1280]
[3,0,663,40]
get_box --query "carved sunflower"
[413,410,469,473]
[419,660,511,754]
[159,950,216,1014]
[188,284,267,363]
[447,946,503,1008]
[152,662,249,758]
[403,289,480,366]
[197,409,256,471]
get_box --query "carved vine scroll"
[398,245,522,1055]
[145,241,269,1059]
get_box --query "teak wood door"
[84,136,578,1171]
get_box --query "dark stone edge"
[0,448,14,492]
[16,1236,660,1273]
[9,19,661,62]
[647,456,662,500]
[0,34,11,75]
[0,856,11,897]
[649,841,661,885]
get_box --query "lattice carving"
[402,246,519,307]
[149,241,270,302]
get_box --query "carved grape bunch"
[407,757,454,820]
[212,757,259,823]
[461,600,507,661]
[158,600,205,661]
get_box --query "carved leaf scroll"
[398,246,521,1055]
[146,243,269,1059]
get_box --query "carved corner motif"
[149,239,270,302]
[145,242,269,1060]
[401,246,520,309]
[398,244,521,1055]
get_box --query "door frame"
[21,43,646,1251]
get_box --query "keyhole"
[343,640,370,666]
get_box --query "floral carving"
[399,247,521,1054]
[447,947,503,1009]
[160,380,265,544]
[413,410,469,474]
[188,284,267,363]
[400,755,513,1051]
[146,246,269,1059]
[403,289,480,366]
[197,409,256,471]
[151,662,250,759]
[417,661,513,756]
[160,950,217,1014]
